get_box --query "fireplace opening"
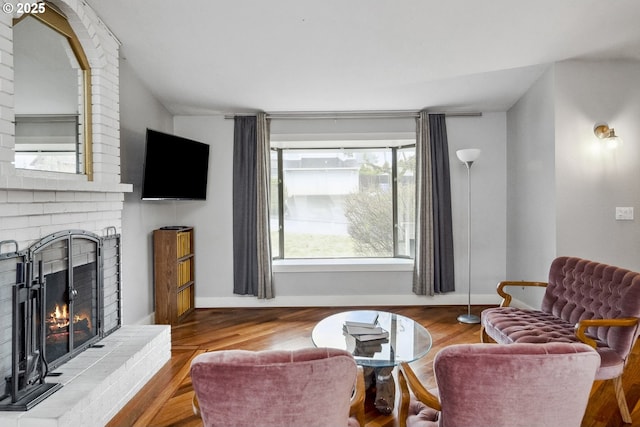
[0,229,122,411]
[30,234,102,370]
[44,262,98,366]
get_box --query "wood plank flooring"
[106,306,640,427]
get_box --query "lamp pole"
[456,149,481,324]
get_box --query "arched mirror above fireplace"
[13,2,93,179]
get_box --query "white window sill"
[272,258,414,273]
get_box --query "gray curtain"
[429,114,455,293]
[232,114,274,298]
[255,113,274,299]
[413,112,455,295]
[412,111,434,295]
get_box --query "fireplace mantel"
[0,173,133,193]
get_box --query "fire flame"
[49,304,69,331]
[48,304,88,331]
[53,304,67,320]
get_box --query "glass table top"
[311,310,432,368]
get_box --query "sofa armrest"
[497,281,548,307]
[350,366,366,427]
[574,317,639,348]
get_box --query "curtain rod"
[224,111,482,120]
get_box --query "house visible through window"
[270,117,416,259]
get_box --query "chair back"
[542,256,640,358]
[190,347,357,427]
[435,342,600,427]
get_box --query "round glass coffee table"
[312,310,432,414]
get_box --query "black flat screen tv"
[141,129,210,200]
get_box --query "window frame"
[271,142,416,260]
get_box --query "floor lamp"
[456,148,481,324]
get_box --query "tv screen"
[141,129,210,200]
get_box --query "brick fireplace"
[0,229,170,425]
[0,0,170,424]
[0,229,121,409]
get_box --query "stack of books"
[343,311,389,356]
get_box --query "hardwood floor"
[106,306,640,427]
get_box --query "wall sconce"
[594,123,622,149]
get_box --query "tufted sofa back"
[542,257,640,358]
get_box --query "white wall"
[119,58,175,324]
[448,113,507,305]
[554,60,640,272]
[503,59,640,309]
[172,115,235,303]
[504,67,556,307]
[173,113,507,307]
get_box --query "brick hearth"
[0,325,170,427]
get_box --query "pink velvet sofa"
[481,256,640,423]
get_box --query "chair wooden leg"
[613,376,632,424]
[192,393,201,418]
[480,325,491,343]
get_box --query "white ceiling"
[85,0,640,116]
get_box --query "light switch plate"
[615,207,634,220]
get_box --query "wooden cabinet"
[153,226,195,324]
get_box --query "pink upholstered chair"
[190,347,365,427]
[398,342,600,427]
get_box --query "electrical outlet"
[615,207,634,221]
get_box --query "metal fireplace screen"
[0,229,122,410]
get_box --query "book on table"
[343,311,379,328]
[343,325,385,335]
[354,339,386,356]
[354,330,389,342]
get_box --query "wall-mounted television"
[141,129,210,200]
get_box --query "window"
[270,117,416,259]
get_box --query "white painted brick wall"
[0,5,146,421]
[0,0,132,250]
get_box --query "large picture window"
[270,117,416,259]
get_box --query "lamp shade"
[456,148,481,163]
